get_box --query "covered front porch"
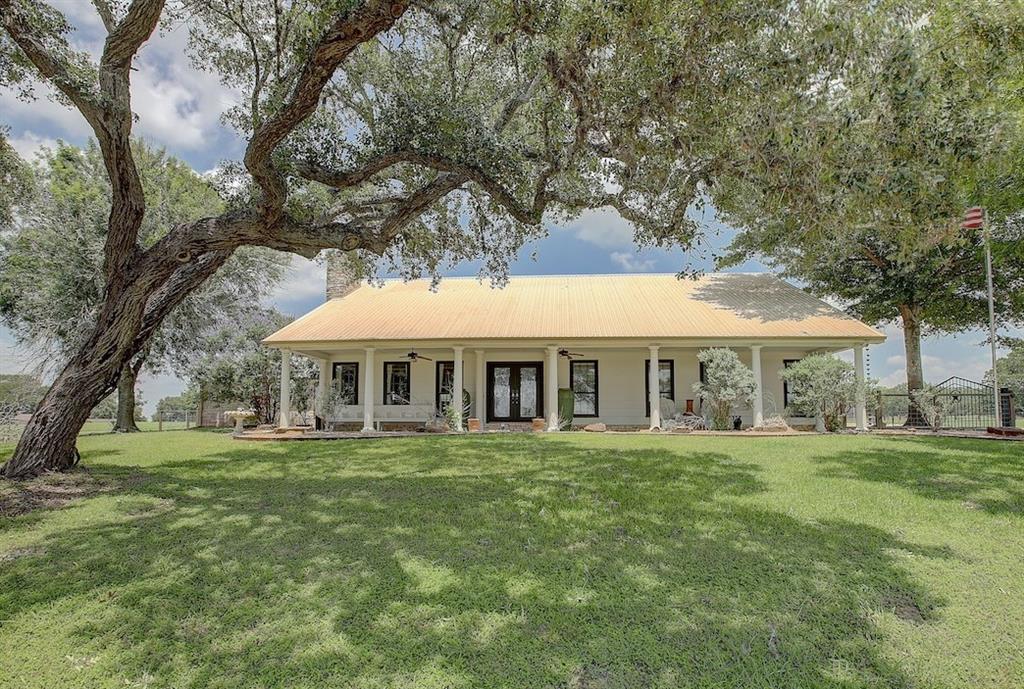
[271,338,872,433]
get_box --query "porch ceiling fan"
[558,348,584,359]
[403,350,434,362]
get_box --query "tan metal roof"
[264,273,884,345]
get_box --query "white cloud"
[874,351,993,389]
[268,255,328,307]
[924,353,990,382]
[0,17,242,160]
[0,82,94,142]
[6,131,58,161]
[566,208,635,248]
[610,252,656,272]
[57,1,106,36]
[0,327,42,376]
[129,24,244,152]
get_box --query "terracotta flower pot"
[531,417,546,432]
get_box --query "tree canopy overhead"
[714,1,1024,397]
[0,0,973,476]
[178,0,875,279]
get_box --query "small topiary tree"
[780,354,868,432]
[693,349,757,430]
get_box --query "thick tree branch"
[0,0,104,125]
[0,0,164,290]
[377,174,467,241]
[243,0,409,220]
[100,0,162,69]
[136,250,233,348]
[292,151,413,189]
[299,67,551,243]
[94,0,164,289]
[294,149,551,226]
[91,0,115,32]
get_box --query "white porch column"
[546,345,560,431]
[854,344,868,431]
[475,349,486,429]
[751,344,764,427]
[279,349,291,427]
[362,347,375,432]
[648,345,661,430]
[453,346,464,431]
[317,358,330,424]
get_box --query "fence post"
[158,410,162,432]
[1001,388,1015,428]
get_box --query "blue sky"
[0,6,1013,414]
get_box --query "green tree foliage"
[986,338,1024,403]
[87,395,116,420]
[780,354,868,432]
[188,309,316,425]
[0,140,288,429]
[715,2,1024,396]
[0,373,47,413]
[0,130,32,227]
[154,392,200,423]
[693,348,757,430]
[89,391,144,421]
[181,0,867,280]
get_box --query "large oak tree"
[0,0,911,477]
[713,2,1024,406]
[0,140,288,432]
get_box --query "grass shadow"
[814,435,1024,515]
[0,435,947,688]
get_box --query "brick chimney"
[325,251,362,300]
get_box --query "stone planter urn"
[224,409,257,435]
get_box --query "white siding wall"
[320,346,822,427]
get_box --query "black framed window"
[331,362,359,404]
[645,359,675,416]
[570,360,599,417]
[783,359,800,409]
[384,361,411,405]
[436,361,455,412]
[699,361,707,385]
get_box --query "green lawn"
[1,432,1022,688]
[79,420,191,434]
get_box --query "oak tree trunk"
[900,304,927,427]
[0,1,407,479]
[0,347,122,478]
[2,249,234,479]
[113,364,141,433]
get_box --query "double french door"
[487,362,543,422]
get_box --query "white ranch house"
[264,272,884,432]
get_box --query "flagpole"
[982,208,1001,426]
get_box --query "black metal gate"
[874,376,1017,430]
